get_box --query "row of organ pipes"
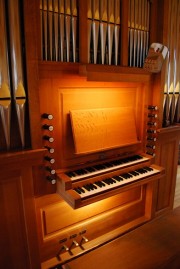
[40,0,78,62]
[128,0,150,67]
[163,0,180,126]
[40,0,150,66]
[0,0,26,151]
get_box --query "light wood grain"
[70,107,138,154]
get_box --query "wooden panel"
[0,149,45,269]
[70,107,138,154]
[157,141,175,209]
[42,188,141,235]
[155,126,180,215]
[0,174,29,269]
[35,183,156,263]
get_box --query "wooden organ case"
[36,73,165,268]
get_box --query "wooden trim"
[0,149,45,169]
[23,0,42,149]
[79,0,88,63]
[120,0,129,66]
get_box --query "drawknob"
[44,146,54,153]
[45,166,56,174]
[41,113,53,120]
[46,176,56,184]
[43,135,54,143]
[42,124,53,131]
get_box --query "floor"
[174,165,180,208]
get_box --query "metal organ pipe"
[0,0,11,149]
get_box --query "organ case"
[36,72,165,268]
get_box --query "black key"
[103,162,114,168]
[109,178,116,184]
[106,178,114,184]
[121,173,132,179]
[144,166,153,172]
[66,171,77,178]
[86,167,96,172]
[87,184,93,191]
[79,187,85,193]
[74,188,81,194]
[130,171,139,176]
[136,168,147,174]
[74,169,87,175]
[95,181,105,187]
[113,175,124,182]
[74,187,84,194]
[94,164,105,170]
[134,155,142,160]
[83,184,92,191]
[103,178,113,185]
[89,183,97,190]
[112,160,123,165]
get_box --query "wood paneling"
[154,126,180,215]
[0,174,29,269]
[0,149,45,269]
[36,178,161,266]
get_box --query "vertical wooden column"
[120,0,129,66]
[23,0,42,149]
[79,0,89,64]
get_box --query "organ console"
[36,80,166,268]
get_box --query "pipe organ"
[1,1,180,269]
